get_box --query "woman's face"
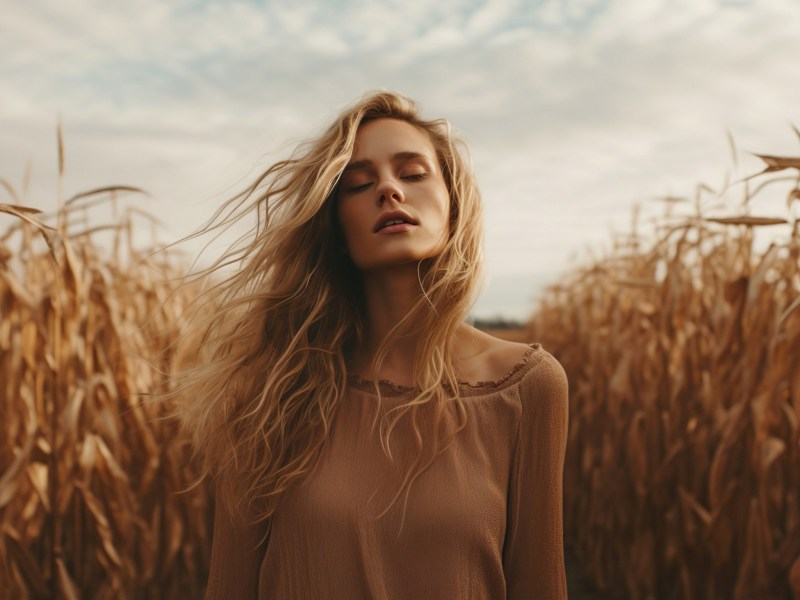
[336,118,451,272]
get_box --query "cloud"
[2,0,799,319]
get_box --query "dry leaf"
[753,153,800,173]
[705,215,788,226]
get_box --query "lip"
[373,210,419,233]
[376,223,415,235]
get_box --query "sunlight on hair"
[157,90,485,530]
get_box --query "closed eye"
[343,172,427,194]
[401,172,428,182]
[346,182,372,193]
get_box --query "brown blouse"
[205,343,569,599]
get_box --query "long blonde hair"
[169,90,484,533]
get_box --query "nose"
[375,176,404,205]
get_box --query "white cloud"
[2,0,799,320]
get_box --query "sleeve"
[502,351,570,600]
[204,486,270,600]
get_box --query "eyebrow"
[343,151,429,172]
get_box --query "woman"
[174,91,569,599]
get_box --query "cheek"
[335,200,349,244]
[335,194,349,223]
[336,199,363,246]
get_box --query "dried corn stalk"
[0,166,211,598]
[529,149,800,599]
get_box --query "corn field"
[529,146,800,599]
[2,129,799,599]
[0,130,211,599]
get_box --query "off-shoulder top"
[205,343,569,599]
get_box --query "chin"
[353,251,438,272]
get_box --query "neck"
[352,262,429,384]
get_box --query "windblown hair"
[169,90,484,534]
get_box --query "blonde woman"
[175,91,569,599]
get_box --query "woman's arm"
[205,488,270,600]
[503,351,569,599]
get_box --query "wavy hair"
[168,90,484,535]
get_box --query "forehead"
[351,118,436,160]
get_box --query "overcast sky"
[2,0,799,320]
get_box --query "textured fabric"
[205,343,569,599]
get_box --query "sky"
[2,0,799,320]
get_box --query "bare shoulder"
[454,325,537,384]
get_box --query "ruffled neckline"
[346,342,543,397]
